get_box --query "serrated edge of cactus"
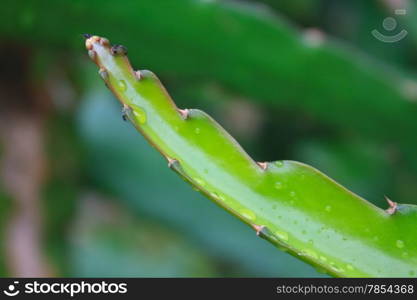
[84,35,417,278]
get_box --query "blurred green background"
[0,0,417,277]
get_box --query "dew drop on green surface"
[346,264,354,271]
[133,106,147,124]
[396,240,405,248]
[217,194,226,201]
[325,205,332,212]
[290,191,296,198]
[118,79,127,91]
[402,252,409,258]
[240,209,256,221]
[329,262,344,273]
[194,127,201,134]
[274,182,283,190]
[210,192,220,200]
[274,230,289,242]
[300,249,318,260]
[194,178,206,187]
[275,161,284,167]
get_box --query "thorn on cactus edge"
[122,104,130,121]
[257,162,268,170]
[99,37,110,46]
[88,50,96,61]
[98,68,108,81]
[135,70,143,80]
[252,224,266,236]
[385,196,398,215]
[111,44,128,56]
[167,157,178,168]
[88,50,97,60]
[178,108,190,119]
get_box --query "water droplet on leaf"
[275,161,284,167]
[194,178,206,187]
[396,240,405,248]
[240,209,256,221]
[118,80,127,91]
[274,230,289,242]
[133,106,147,124]
[274,182,283,190]
[300,249,318,260]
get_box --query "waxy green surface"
[86,36,417,277]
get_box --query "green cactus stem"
[84,35,417,278]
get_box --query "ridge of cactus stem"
[84,35,417,278]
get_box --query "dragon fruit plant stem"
[84,35,417,278]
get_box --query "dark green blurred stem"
[1,0,417,148]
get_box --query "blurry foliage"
[0,0,416,277]
[0,186,11,277]
[42,114,82,275]
[69,195,220,277]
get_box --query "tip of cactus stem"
[385,196,398,215]
[85,35,100,50]
[178,108,190,119]
[252,224,266,236]
[257,162,268,170]
[111,44,128,56]
[82,33,92,39]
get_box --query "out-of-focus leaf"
[0,187,11,276]
[2,0,417,147]
[69,195,218,277]
[42,114,82,275]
